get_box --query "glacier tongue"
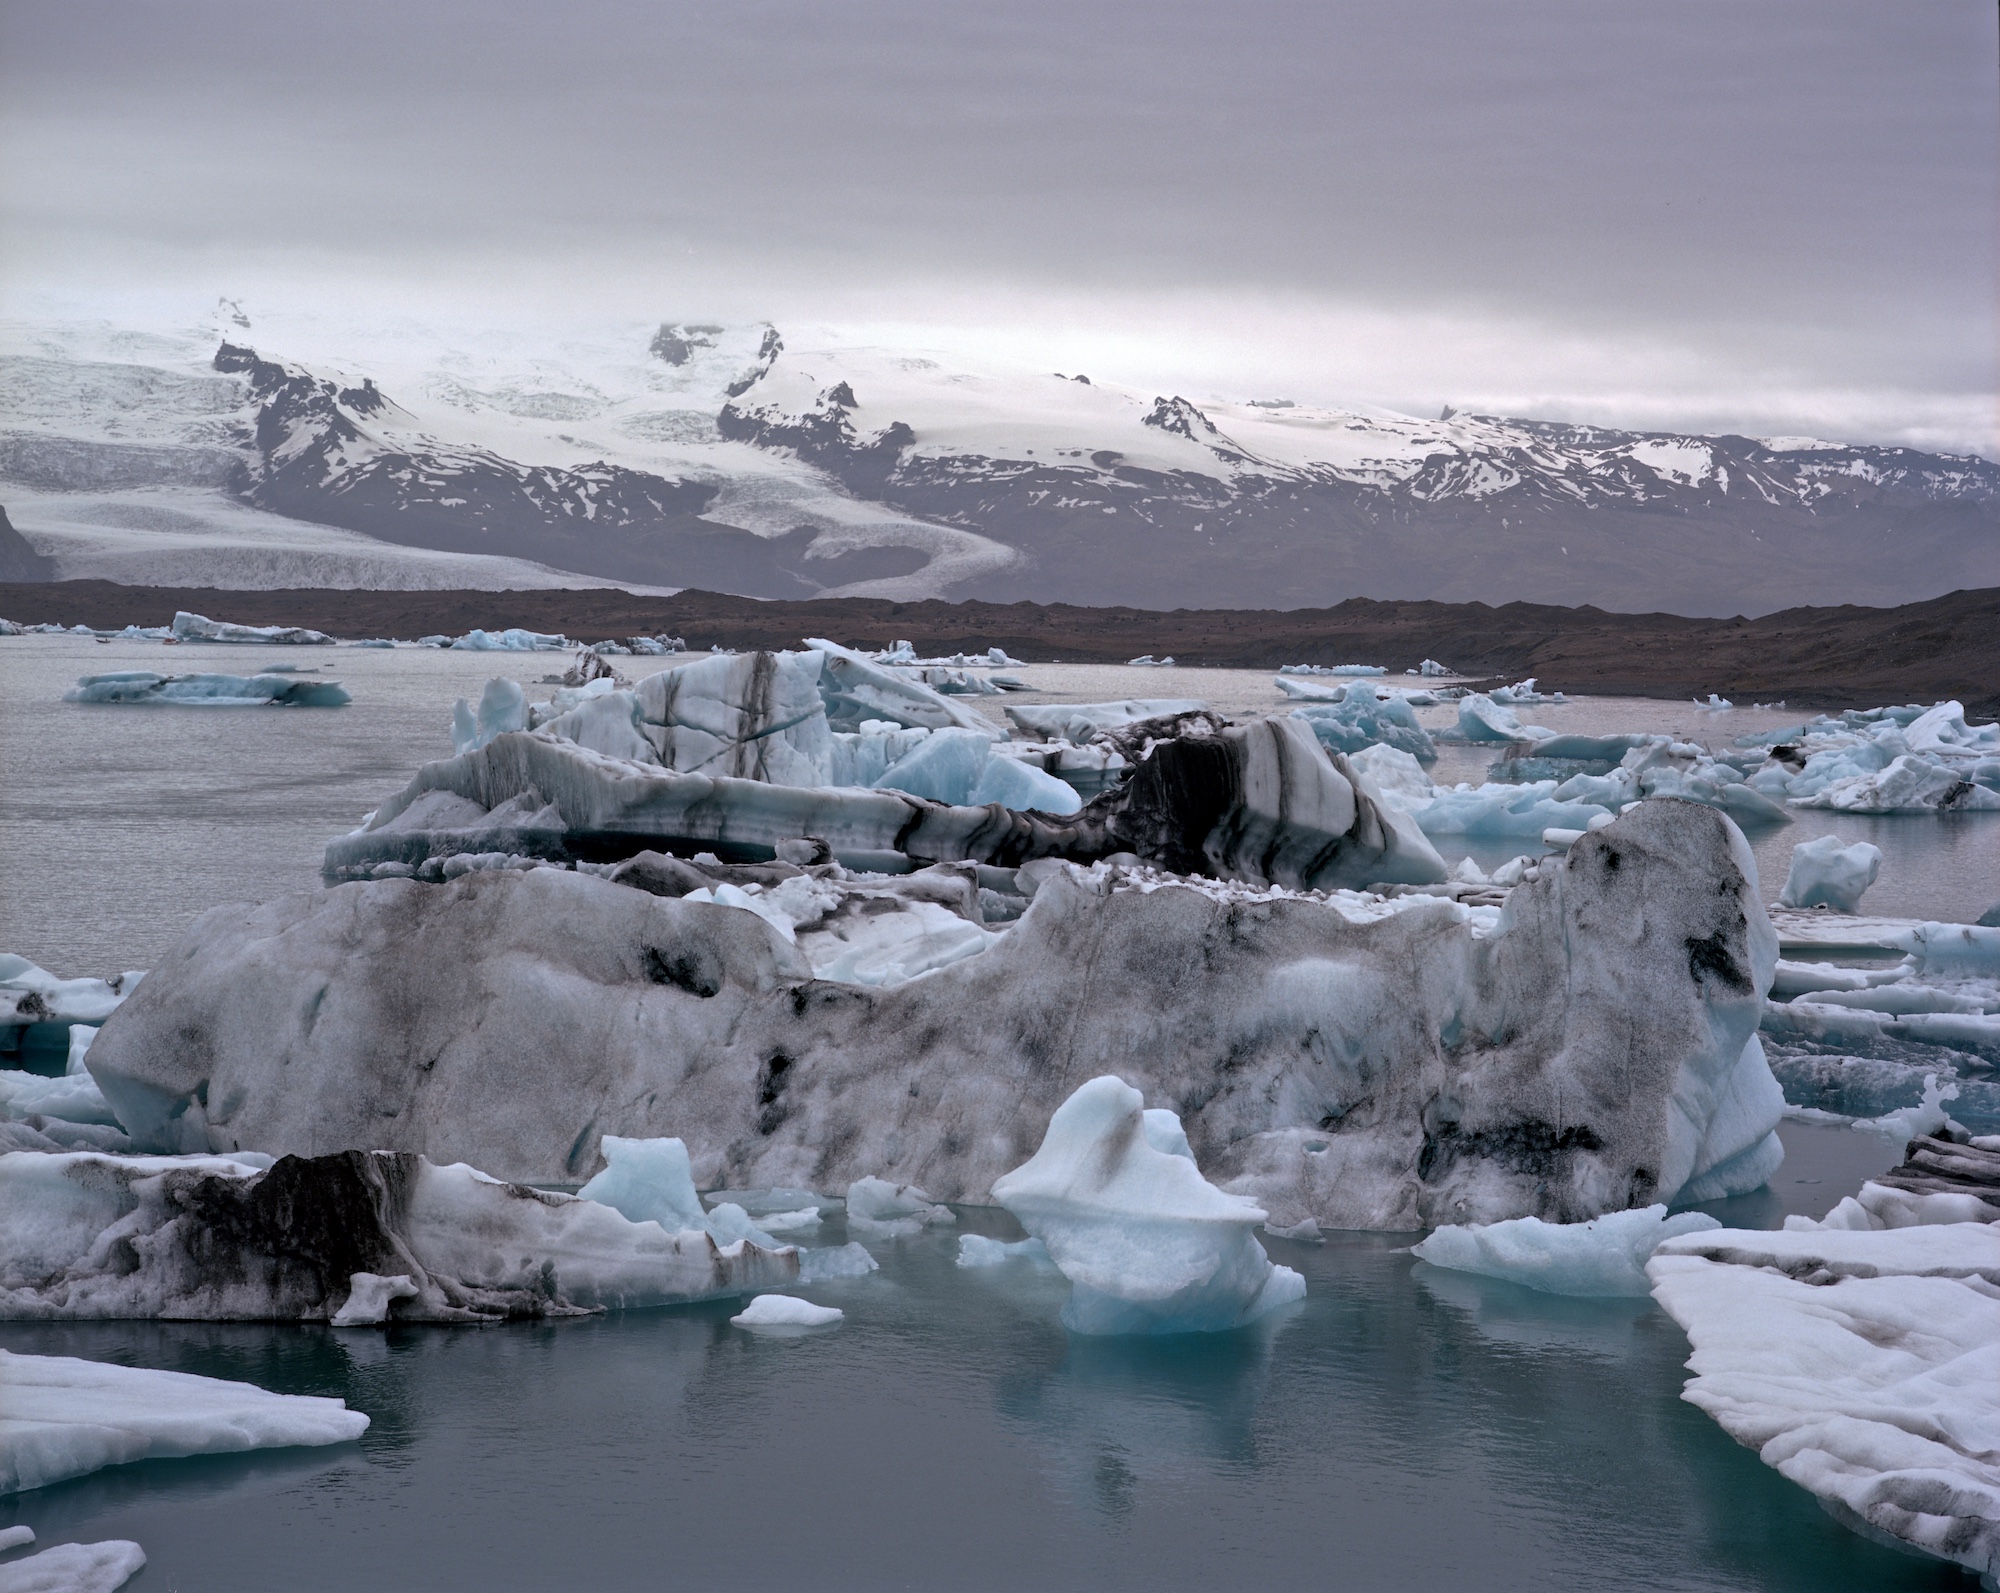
[992,1075,1304,1335]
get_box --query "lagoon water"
[0,633,1985,1589]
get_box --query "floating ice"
[1279,663,1384,677]
[956,1234,1053,1267]
[1003,700,1207,744]
[331,1272,420,1326]
[1852,1074,1963,1144]
[1287,689,1438,764]
[450,677,529,754]
[0,1527,30,1552]
[1451,694,1551,743]
[1412,1205,1723,1297]
[798,1243,879,1282]
[1125,655,1174,667]
[846,1176,955,1234]
[730,1294,842,1327]
[806,639,1002,735]
[64,671,350,707]
[0,1347,367,1493]
[449,627,570,652]
[1779,835,1883,911]
[0,1538,146,1591]
[1648,1220,2000,1581]
[874,726,1082,813]
[578,1135,786,1247]
[0,1149,796,1320]
[1736,700,2000,813]
[170,610,330,645]
[991,1076,1305,1334]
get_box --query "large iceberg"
[0,1147,796,1320]
[93,802,1785,1229]
[65,671,351,708]
[1411,1205,1722,1297]
[170,610,332,645]
[448,627,570,651]
[0,1348,368,1494]
[1647,1190,2000,1582]
[991,1075,1304,1334]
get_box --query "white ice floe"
[1648,1221,2000,1581]
[845,1176,955,1235]
[956,1234,1053,1267]
[448,627,569,652]
[991,1075,1305,1334]
[1412,1205,1722,1297]
[0,1347,367,1494]
[1450,694,1552,743]
[1777,834,1882,912]
[170,610,331,645]
[730,1294,842,1327]
[0,1538,146,1592]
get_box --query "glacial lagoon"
[0,633,1992,1589]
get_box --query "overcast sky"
[2,0,1994,453]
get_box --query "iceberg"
[731,1294,842,1327]
[578,1134,783,1248]
[169,611,331,645]
[450,677,530,755]
[64,672,350,707]
[0,1539,146,1592]
[805,639,1001,735]
[0,1347,367,1494]
[1287,690,1438,764]
[845,1176,955,1234]
[1648,1215,2000,1581]
[873,726,1082,813]
[991,1076,1305,1334]
[1778,834,1882,912]
[1450,694,1551,743]
[1791,753,2000,813]
[326,715,1446,894]
[449,627,570,651]
[95,803,1782,1229]
[0,1148,797,1321]
[1412,1206,1722,1297]
[1003,700,1207,744]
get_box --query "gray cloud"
[2,0,1993,450]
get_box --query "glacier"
[991,1075,1305,1335]
[0,1347,368,1494]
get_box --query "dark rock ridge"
[87,802,1782,1229]
[718,379,2000,614]
[0,505,52,582]
[208,343,916,597]
[6,579,1998,716]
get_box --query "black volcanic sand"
[3,580,1996,715]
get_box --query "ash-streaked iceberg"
[0,1347,368,1495]
[0,1147,797,1321]
[992,1075,1304,1334]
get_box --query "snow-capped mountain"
[1,310,1993,611]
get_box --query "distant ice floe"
[1648,1132,2000,1583]
[446,627,570,652]
[1279,663,1384,677]
[64,671,351,707]
[0,1347,367,1494]
[1413,1205,1722,1297]
[992,1075,1305,1334]
[1737,701,2000,813]
[170,610,331,645]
